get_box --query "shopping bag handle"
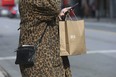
[65,3,79,20]
[65,10,78,21]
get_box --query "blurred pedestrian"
[18,0,72,77]
[90,0,96,18]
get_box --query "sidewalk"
[0,66,10,77]
[84,18,116,24]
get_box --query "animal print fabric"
[18,0,72,77]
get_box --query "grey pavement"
[84,18,116,24]
[0,17,116,77]
[0,66,10,77]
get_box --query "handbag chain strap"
[34,26,47,50]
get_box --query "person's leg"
[61,56,72,77]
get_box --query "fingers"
[58,15,62,20]
[58,7,71,20]
[67,7,72,10]
[58,12,65,21]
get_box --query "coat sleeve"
[32,0,61,22]
[41,0,61,15]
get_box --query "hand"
[58,7,71,20]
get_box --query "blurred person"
[82,0,90,17]
[90,2,96,17]
[18,0,72,77]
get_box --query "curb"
[0,66,11,77]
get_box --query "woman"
[18,0,72,77]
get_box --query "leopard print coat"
[18,0,72,77]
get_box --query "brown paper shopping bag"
[59,20,86,56]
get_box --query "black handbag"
[15,26,47,67]
[15,45,35,67]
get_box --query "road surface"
[0,17,116,77]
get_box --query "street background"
[0,17,116,77]
[0,0,116,77]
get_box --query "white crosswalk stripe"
[0,50,116,60]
